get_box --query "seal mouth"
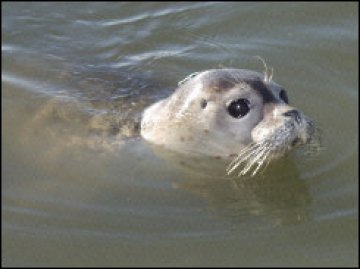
[226,117,321,177]
[291,137,301,147]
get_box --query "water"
[2,2,358,266]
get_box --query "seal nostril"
[283,110,301,124]
[279,89,289,104]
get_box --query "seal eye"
[227,99,250,118]
[200,99,207,109]
[279,89,289,104]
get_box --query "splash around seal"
[140,69,320,176]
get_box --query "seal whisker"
[250,151,271,177]
[226,143,257,171]
[254,56,273,83]
[239,143,272,176]
[229,143,258,164]
[226,143,262,174]
[239,146,269,176]
[228,143,266,175]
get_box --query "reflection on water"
[177,160,312,228]
[2,1,358,267]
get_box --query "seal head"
[141,69,319,176]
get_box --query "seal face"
[141,69,319,176]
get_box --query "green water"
[2,2,358,266]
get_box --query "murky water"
[2,2,358,266]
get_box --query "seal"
[141,68,320,176]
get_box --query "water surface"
[2,2,358,266]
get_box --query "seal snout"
[283,109,313,146]
[283,109,302,124]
